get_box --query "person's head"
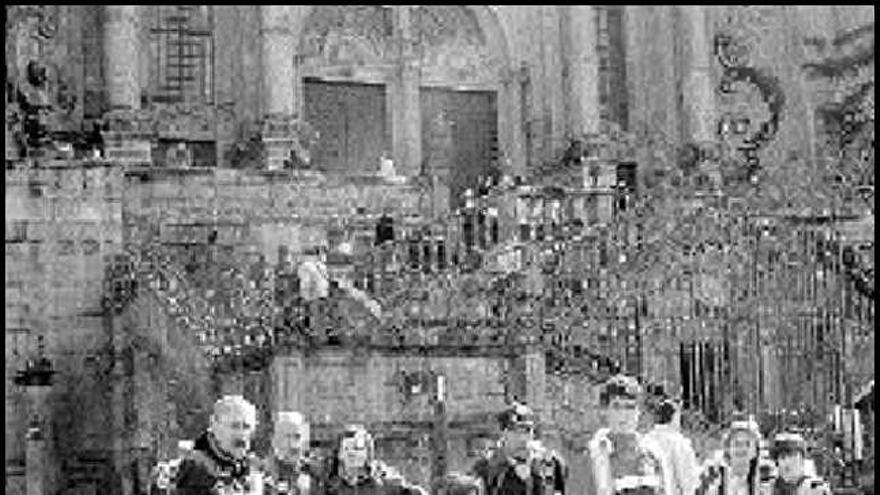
[600,375,642,433]
[209,395,257,459]
[654,399,680,429]
[338,424,374,478]
[773,433,807,482]
[497,402,537,460]
[273,411,310,463]
[723,416,761,473]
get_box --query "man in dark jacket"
[471,402,567,495]
[322,424,427,495]
[174,395,262,494]
[771,433,830,495]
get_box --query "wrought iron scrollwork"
[714,29,786,181]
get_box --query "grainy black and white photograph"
[4,5,875,495]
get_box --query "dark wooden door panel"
[421,88,498,208]
[305,80,387,173]
[305,81,346,171]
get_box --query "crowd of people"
[151,375,832,495]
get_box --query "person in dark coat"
[471,402,567,495]
[174,395,262,494]
[322,424,426,495]
[771,433,830,495]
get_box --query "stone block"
[102,134,152,166]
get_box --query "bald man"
[175,395,263,494]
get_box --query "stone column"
[683,6,721,185]
[392,6,422,179]
[102,6,152,165]
[260,6,299,171]
[104,6,140,110]
[569,6,615,220]
[568,6,601,138]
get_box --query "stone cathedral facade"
[5,6,873,495]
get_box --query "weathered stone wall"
[122,170,430,263]
[271,347,545,487]
[5,162,124,488]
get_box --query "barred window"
[149,6,214,105]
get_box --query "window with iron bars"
[148,6,214,105]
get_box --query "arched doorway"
[298,6,395,175]
[294,5,515,204]
[414,6,509,208]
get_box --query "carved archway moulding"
[295,5,514,88]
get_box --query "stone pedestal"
[581,134,617,225]
[261,114,300,171]
[101,110,153,165]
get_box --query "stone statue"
[16,60,54,150]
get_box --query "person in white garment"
[379,151,396,178]
[585,374,667,495]
[645,399,699,495]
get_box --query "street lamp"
[14,336,57,495]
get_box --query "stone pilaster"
[260,6,298,171]
[568,6,601,138]
[102,6,152,165]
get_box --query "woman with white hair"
[264,411,322,495]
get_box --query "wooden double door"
[304,79,499,207]
[305,79,388,174]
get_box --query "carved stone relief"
[414,6,498,85]
[301,6,394,68]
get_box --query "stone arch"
[412,5,513,87]
[293,5,514,83]
[291,5,512,74]
[469,6,515,83]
